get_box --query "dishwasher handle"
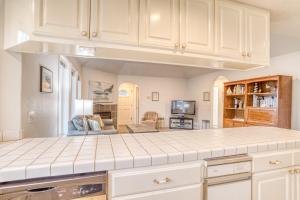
[205,172,251,186]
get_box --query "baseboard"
[2,129,22,141]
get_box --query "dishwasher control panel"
[207,161,251,177]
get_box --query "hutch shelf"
[223,75,292,129]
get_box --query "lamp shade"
[83,100,93,115]
[74,99,93,116]
[74,100,84,116]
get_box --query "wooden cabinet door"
[34,0,90,40]
[180,0,214,54]
[90,0,139,45]
[111,184,203,200]
[215,0,245,60]
[139,0,180,50]
[252,169,292,200]
[245,8,270,64]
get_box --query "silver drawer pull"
[153,177,171,185]
[269,160,281,165]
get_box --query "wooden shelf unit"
[223,75,292,129]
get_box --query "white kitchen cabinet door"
[215,0,245,60]
[111,184,203,200]
[139,0,180,50]
[294,170,300,200]
[180,0,214,54]
[252,168,292,200]
[90,0,139,45]
[245,8,270,64]
[34,0,90,40]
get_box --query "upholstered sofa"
[68,118,118,136]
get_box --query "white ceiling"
[236,0,300,56]
[75,57,218,78]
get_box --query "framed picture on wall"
[40,66,53,93]
[89,80,114,103]
[152,92,159,101]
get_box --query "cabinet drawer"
[111,184,202,200]
[247,109,276,125]
[251,151,293,173]
[108,163,203,197]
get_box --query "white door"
[215,0,245,60]
[245,8,270,64]
[294,168,300,200]
[252,169,292,200]
[139,0,180,50]
[90,0,139,45]
[34,0,90,40]
[180,0,214,54]
[118,85,135,125]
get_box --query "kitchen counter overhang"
[1,127,300,183]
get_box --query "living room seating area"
[68,115,118,136]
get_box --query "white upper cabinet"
[34,0,90,40]
[180,0,214,54]
[90,0,139,45]
[215,0,245,60]
[215,0,270,63]
[139,0,180,50]
[245,8,270,64]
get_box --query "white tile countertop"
[1,127,300,182]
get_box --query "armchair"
[141,112,159,129]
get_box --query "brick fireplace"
[93,104,117,128]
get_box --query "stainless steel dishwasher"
[0,172,107,200]
[204,154,252,200]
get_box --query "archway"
[212,76,229,128]
[118,82,140,126]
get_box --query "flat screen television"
[171,100,196,115]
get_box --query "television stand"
[169,117,194,130]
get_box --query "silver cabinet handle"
[181,43,187,49]
[242,52,247,57]
[174,43,179,49]
[247,52,252,57]
[153,177,171,185]
[269,160,281,165]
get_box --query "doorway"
[118,83,140,126]
[212,76,229,128]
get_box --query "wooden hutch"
[223,75,292,128]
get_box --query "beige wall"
[188,51,300,130]
[21,53,60,138]
[0,0,22,141]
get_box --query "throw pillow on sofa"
[72,116,89,131]
[92,115,105,129]
[88,119,101,131]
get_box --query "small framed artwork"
[203,92,210,101]
[40,66,53,93]
[152,92,159,101]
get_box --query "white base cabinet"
[251,150,300,200]
[252,168,292,200]
[108,162,204,200]
[112,184,202,200]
